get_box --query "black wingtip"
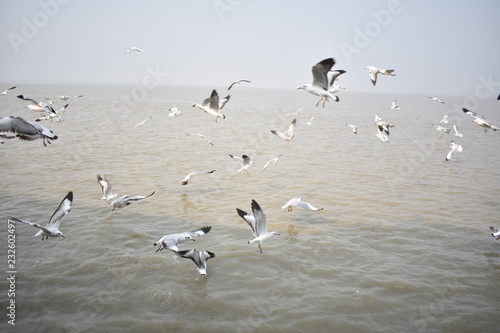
[200,226,212,234]
[236,208,248,219]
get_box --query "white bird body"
[365,66,395,86]
[374,114,382,122]
[429,96,444,103]
[463,108,499,133]
[439,114,449,124]
[376,121,394,135]
[445,141,463,161]
[229,154,253,174]
[346,123,357,134]
[9,192,73,240]
[281,198,323,212]
[134,117,152,128]
[168,107,182,118]
[124,47,143,54]
[236,200,279,254]
[109,192,155,211]
[298,58,340,107]
[228,79,251,90]
[17,94,55,114]
[181,170,216,185]
[193,89,230,122]
[271,118,296,141]
[453,124,463,137]
[490,226,500,240]
[391,100,400,110]
[1,86,16,95]
[262,154,283,170]
[305,117,315,126]
[154,226,211,252]
[433,125,451,133]
[176,249,215,276]
[0,116,58,146]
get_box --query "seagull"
[236,200,280,254]
[432,124,451,133]
[305,116,315,125]
[376,129,389,142]
[35,104,68,122]
[453,124,463,137]
[298,58,340,107]
[1,86,16,95]
[154,226,212,252]
[175,249,215,276]
[445,141,463,161]
[181,170,216,185]
[376,121,394,135]
[346,123,357,134]
[192,89,230,122]
[439,114,449,124]
[281,198,324,212]
[428,96,444,104]
[374,114,382,122]
[97,174,121,202]
[0,116,58,146]
[262,154,283,170]
[9,191,73,240]
[45,95,83,101]
[168,107,182,118]
[286,108,303,116]
[185,133,214,146]
[327,69,347,93]
[364,66,396,86]
[109,191,155,211]
[490,226,500,240]
[228,79,251,90]
[229,154,253,174]
[17,95,55,114]
[390,100,400,110]
[271,118,296,141]
[124,47,143,54]
[134,117,152,128]
[462,108,499,133]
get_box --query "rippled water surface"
[1,85,499,332]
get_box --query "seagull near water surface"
[193,89,230,123]
[96,174,155,210]
[227,79,251,90]
[9,191,73,240]
[462,108,499,133]
[229,154,253,174]
[175,249,215,276]
[236,200,280,254]
[181,170,216,185]
[271,118,296,141]
[1,86,16,95]
[281,198,324,212]
[154,226,212,252]
[0,116,58,146]
[445,140,463,161]
[17,94,55,114]
[298,58,340,108]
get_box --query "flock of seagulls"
[3,52,499,278]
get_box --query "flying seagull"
[285,108,303,116]
[181,170,216,185]
[45,95,83,101]
[376,121,394,136]
[1,86,16,95]
[124,47,143,54]
[298,58,340,107]
[390,100,400,110]
[271,118,296,141]
[236,200,280,254]
[445,140,463,161]
[327,69,347,93]
[192,89,230,123]
[262,154,283,170]
[432,124,451,133]
[185,133,214,146]
[109,191,155,211]
[9,191,73,240]
[168,107,182,118]
[305,116,315,126]
[97,174,121,202]
[453,124,463,137]
[229,154,253,174]
[17,95,55,114]
[176,249,215,276]
[346,123,357,134]
[439,114,449,124]
[35,104,68,122]
[134,117,152,128]
[281,198,324,212]
[462,108,499,133]
[490,226,500,240]
[428,96,444,104]
[228,79,251,90]
[364,66,396,86]
[154,226,212,252]
[0,116,58,146]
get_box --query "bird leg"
[287,206,293,212]
[258,244,263,254]
[322,97,329,108]
[155,247,163,253]
[315,98,323,107]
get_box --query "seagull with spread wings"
[298,58,340,107]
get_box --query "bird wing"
[219,95,230,110]
[187,226,212,237]
[296,200,323,212]
[236,208,257,237]
[286,118,297,136]
[311,58,335,90]
[251,199,267,235]
[328,70,346,86]
[121,191,155,202]
[97,175,113,198]
[0,116,39,135]
[47,191,73,228]
[9,216,51,233]
[209,89,220,112]
[462,108,478,118]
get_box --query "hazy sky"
[1,0,499,96]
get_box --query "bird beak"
[61,235,65,238]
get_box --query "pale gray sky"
[1,0,499,96]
